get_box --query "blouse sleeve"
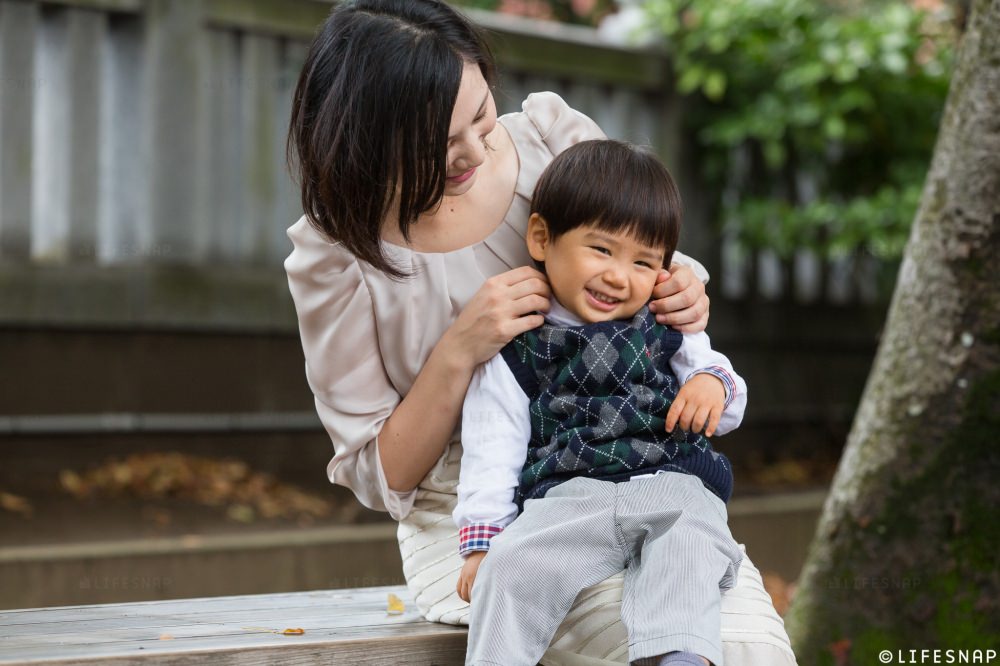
[284,216,417,520]
[521,91,606,157]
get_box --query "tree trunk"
[784,0,1000,663]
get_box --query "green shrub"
[644,0,955,263]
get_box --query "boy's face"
[526,214,666,324]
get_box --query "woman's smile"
[447,167,477,183]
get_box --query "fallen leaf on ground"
[241,626,303,635]
[761,571,797,616]
[58,452,337,523]
[59,470,85,496]
[749,460,811,486]
[226,504,256,523]
[387,593,405,615]
[0,492,33,516]
[828,638,852,666]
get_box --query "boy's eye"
[634,261,653,269]
[590,246,611,255]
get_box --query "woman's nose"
[454,135,486,169]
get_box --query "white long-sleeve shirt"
[453,299,747,556]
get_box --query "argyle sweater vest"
[500,306,733,507]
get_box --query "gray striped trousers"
[466,472,742,666]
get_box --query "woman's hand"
[648,264,709,333]
[443,266,551,369]
[457,551,487,603]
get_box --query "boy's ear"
[526,213,551,262]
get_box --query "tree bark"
[784,0,1000,663]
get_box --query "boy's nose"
[603,266,627,287]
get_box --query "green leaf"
[763,140,787,168]
[780,62,827,89]
[677,65,705,94]
[707,32,730,53]
[881,51,908,74]
[823,115,847,140]
[703,70,728,100]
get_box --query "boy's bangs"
[536,140,681,263]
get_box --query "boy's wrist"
[459,523,504,556]
[692,367,735,409]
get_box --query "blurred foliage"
[644,0,956,262]
[452,0,615,26]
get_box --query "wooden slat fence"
[0,0,742,329]
[0,1,677,266]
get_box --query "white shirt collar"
[543,297,655,326]
[544,298,586,326]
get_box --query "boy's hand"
[457,551,487,603]
[666,374,726,436]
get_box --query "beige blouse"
[284,92,708,521]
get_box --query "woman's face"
[443,62,497,197]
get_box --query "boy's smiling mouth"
[585,288,623,311]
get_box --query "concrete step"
[1,328,310,415]
[0,523,404,611]
[0,488,825,611]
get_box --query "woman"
[285,1,796,664]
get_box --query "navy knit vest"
[500,306,733,507]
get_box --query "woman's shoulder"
[286,215,359,273]
[501,91,606,158]
[284,214,369,298]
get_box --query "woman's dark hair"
[287,0,496,279]
[530,140,683,267]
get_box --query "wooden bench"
[0,586,467,665]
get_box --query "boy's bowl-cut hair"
[530,140,683,267]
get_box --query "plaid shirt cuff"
[693,366,738,410]
[459,523,504,557]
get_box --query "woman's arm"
[376,336,475,492]
[378,266,550,492]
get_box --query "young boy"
[453,140,746,666]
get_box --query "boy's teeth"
[589,290,618,304]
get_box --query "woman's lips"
[447,167,476,183]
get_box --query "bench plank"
[0,586,466,665]
[1,591,399,628]
[0,585,400,624]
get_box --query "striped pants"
[466,473,741,666]
[398,441,798,666]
